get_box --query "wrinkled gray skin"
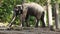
[9,2,45,27]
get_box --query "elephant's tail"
[41,12,45,18]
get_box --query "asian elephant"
[8,2,45,27]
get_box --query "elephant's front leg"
[25,15,30,27]
[20,8,27,27]
[20,13,27,27]
[20,15,26,27]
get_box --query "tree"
[54,0,59,29]
[47,0,53,30]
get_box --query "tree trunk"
[44,8,47,26]
[54,1,59,29]
[47,0,53,28]
[43,6,47,26]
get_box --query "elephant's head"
[13,5,23,14]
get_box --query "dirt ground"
[0,27,60,34]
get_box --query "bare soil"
[0,27,60,34]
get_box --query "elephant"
[8,2,46,28]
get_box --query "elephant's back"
[24,2,44,12]
[23,3,44,16]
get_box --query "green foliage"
[0,0,22,22]
[0,0,60,25]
